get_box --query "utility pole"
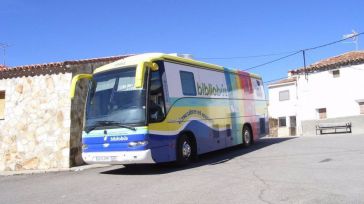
[302,50,308,80]
[0,43,9,66]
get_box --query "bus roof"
[93,53,262,79]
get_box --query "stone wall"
[0,73,72,171]
[0,59,123,171]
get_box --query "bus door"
[148,69,166,123]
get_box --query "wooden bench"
[316,122,352,135]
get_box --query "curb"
[0,164,111,176]
[71,164,111,172]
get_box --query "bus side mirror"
[70,74,93,99]
[150,62,159,71]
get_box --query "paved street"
[1,134,364,204]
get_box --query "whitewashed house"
[268,51,364,136]
[268,78,298,136]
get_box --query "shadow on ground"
[100,137,295,175]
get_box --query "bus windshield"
[85,67,146,131]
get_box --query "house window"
[278,117,286,127]
[332,70,340,78]
[279,90,289,101]
[317,108,327,119]
[0,91,5,119]
[179,71,196,96]
[359,102,364,114]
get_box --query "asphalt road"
[1,134,364,204]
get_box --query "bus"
[70,53,268,165]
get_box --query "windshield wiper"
[85,121,136,133]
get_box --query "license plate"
[95,156,111,161]
[95,156,117,161]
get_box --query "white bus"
[70,53,268,165]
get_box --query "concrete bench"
[316,122,352,135]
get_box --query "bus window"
[179,71,197,96]
[241,76,253,98]
[149,70,166,122]
[253,79,263,98]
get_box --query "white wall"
[268,82,297,117]
[296,64,364,121]
[268,63,364,136]
[268,82,297,136]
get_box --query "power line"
[244,51,301,71]
[243,31,363,71]
[198,32,363,63]
[197,51,297,60]
[257,32,364,85]
[263,76,289,84]
[303,31,363,51]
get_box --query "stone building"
[0,55,129,171]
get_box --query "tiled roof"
[268,77,296,87]
[0,55,131,79]
[0,64,6,71]
[289,51,364,75]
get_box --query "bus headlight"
[128,141,148,147]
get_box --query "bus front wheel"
[243,126,252,147]
[176,134,194,166]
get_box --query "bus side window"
[254,79,263,98]
[242,76,253,98]
[149,70,166,122]
[179,71,197,96]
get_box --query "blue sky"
[1,0,363,83]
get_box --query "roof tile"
[268,77,296,86]
[290,51,364,74]
[0,55,131,79]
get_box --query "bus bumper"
[82,149,156,164]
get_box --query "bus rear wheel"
[176,134,194,166]
[243,126,252,147]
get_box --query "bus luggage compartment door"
[212,124,225,150]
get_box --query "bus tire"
[243,126,252,147]
[176,134,194,166]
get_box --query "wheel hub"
[182,141,192,158]
[244,131,251,144]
